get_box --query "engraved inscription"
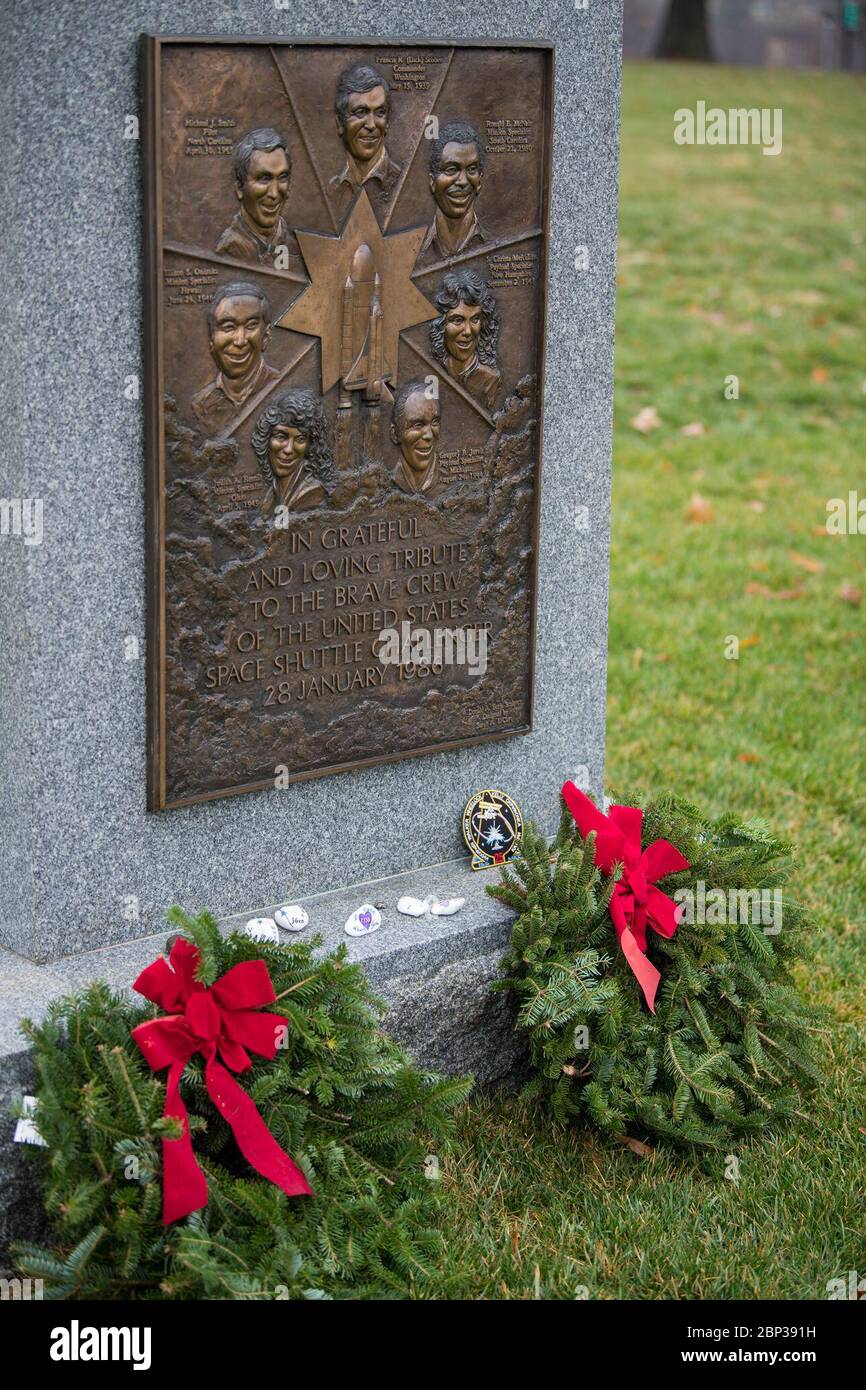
[484,118,534,156]
[487,249,538,289]
[184,116,237,157]
[375,51,444,91]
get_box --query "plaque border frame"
[142,34,555,811]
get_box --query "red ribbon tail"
[205,1059,312,1200]
[162,1059,208,1226]
[618,924,661,1014]
[645,883,682,940]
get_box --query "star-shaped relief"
[276,189,435,394]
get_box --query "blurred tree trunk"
[656,0,714,61]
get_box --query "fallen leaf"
[840,584,862,606]
[745,582,806,601]
[681,421,706,438]
[748,500,766,512]
[686,493,716,524]
[631,405,661,433]
[738,753,761,764]
[811,367,829,384]
[803,414,834,428]
[561,1064,578,1077]
[812,524,829,536]
[789,550,824,574]
[616,1134,653,1157]
[619,249,654,267]
[740,634,761,649]
[686,304,727,328]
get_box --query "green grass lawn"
[430,62,866,1300]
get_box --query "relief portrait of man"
[215,128,293,266]
[418,121,488,265]
[429,269,502,413]
[252,389,335,514]
[330,63,401,200]
[190,282,279,439]
[390,378,441,495]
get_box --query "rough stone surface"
[1,857,518,1058]
[0,1,620,964]
[380,949,529,1087]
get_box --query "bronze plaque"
[142,36,553,810]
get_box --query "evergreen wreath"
[489,791,823,1146]
[12,909,471,1300]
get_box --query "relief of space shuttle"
[338,243,392,408]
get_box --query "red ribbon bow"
[561,783,691,1012]
[131,937,312,1225]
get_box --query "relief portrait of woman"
[429,268,502,413]
[251,389,335,514]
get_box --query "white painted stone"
[344,903,382,937]
[430,897,465,916]
[397,895,430,916]
[244,917,280,944]
[274,904,309,933]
